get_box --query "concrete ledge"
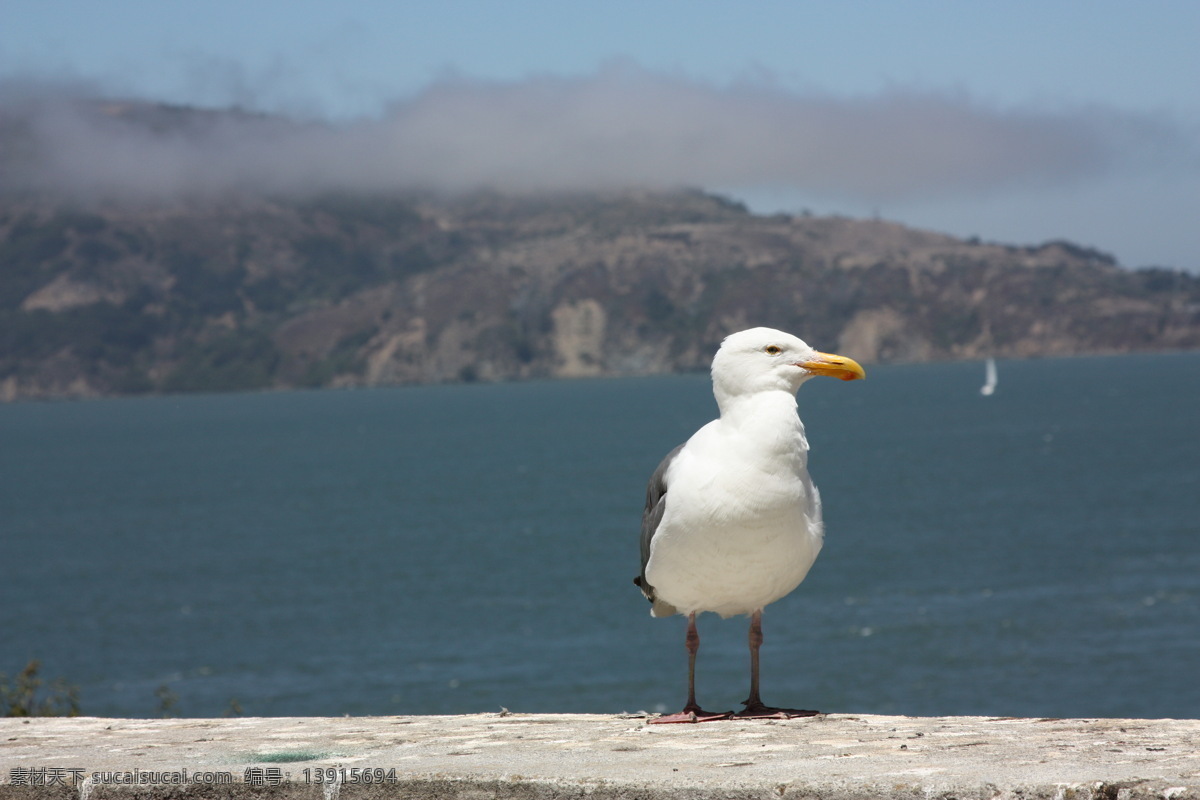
[2,714,1198,800]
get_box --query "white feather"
[643,328,831,618]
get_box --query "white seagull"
[634,327,865,723]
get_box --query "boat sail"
[980,357,997,396]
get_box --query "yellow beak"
[797,351,866,382]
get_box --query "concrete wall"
[2,713,1198,800]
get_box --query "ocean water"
[2,352,1198,720]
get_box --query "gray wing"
[633,443,683,604]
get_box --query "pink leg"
[651,612,732,724]
[735,610,820,719]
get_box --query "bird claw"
[650,707,734,724]
[735,703,820,719]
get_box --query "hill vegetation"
[1,189,1197,401]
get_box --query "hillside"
[1,189,1198,401]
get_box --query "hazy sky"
[2,0,1198,270]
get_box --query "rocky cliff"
[1,189,1197,400]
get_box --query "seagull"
[634,327,865,723]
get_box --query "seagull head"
[711,327,865,404]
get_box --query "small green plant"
[1,660,81,717]
[154,684,180,718]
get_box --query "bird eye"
[764,345,782,355]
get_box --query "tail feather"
[633,575,678,617]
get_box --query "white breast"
[643,413,824,618]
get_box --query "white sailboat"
[980,357,997,396]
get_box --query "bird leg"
[736,610,820,719]
[651,612,732,723]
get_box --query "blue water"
[2,353,1199,720]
